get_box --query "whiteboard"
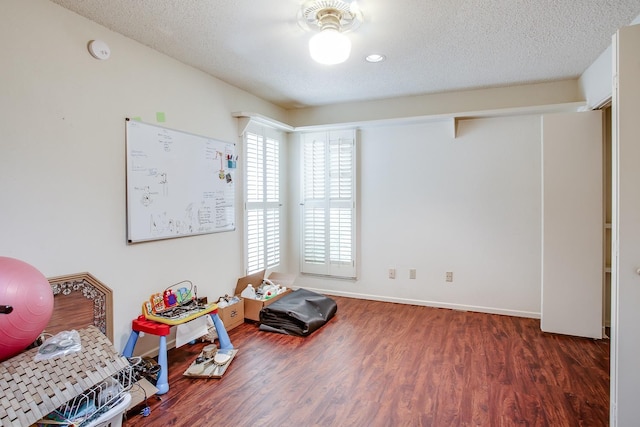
[125,119,236,243]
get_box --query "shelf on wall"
[233,101,587,138]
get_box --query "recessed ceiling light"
[365,54,385,63]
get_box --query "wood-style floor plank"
[123,296,609,427]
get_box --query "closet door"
[541,110,603,339]
[611,23,640,427]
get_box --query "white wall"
[0,0,287,352]
[290,115,543,317]
[579,46,613,109]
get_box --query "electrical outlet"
[389,268,396,279]
[446,271,453,282]
[409,268,416,279]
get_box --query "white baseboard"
[299,286,541,319]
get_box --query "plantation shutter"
[301,129,356,278]
[245,125,281,275]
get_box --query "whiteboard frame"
[125,118,236,243]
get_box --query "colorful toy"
[163,289,177,307]
[151,293,165,313]
[141,280,207,325]
[175,287,190,304]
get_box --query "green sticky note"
[132,116,142,122]
[156,112,166,123]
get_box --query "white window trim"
[243,123,283,275]
[300,129,357,279]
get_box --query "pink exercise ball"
[0,257,53,362]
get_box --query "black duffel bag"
[259,289,337,336]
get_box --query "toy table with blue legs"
[122,309,233,395]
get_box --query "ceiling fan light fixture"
[299,0,363,65]
[309,28,351,65]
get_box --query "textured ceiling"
[49,0,640,109]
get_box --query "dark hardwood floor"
[123,296,609,427]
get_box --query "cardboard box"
[217,299,244,331]
[235,270,295,322]
[266,272,296,288]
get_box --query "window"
[300,129,357,278]
[244,124,282,275]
